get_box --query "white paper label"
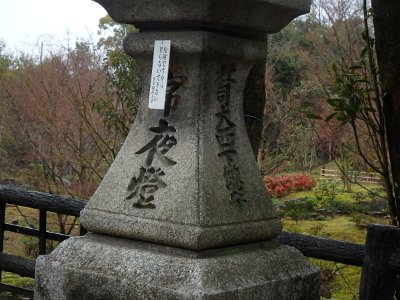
[148,40,171,110]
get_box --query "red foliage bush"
[264,174,315,198]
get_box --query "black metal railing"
[0,184,399,299]
[0,184,86,298]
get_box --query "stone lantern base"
[35,234,319,299]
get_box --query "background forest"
[0,16,139,198]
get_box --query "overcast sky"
[0,0,107,53]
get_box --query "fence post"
[39,209,47,255]
[0,202,5,283]
[359,224,400,300]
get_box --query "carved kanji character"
[126,167,167,208]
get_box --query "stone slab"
[94,0,311,38]
[35,233,320,299]
[80,32,282,250]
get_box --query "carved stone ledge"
[95,0,311,38]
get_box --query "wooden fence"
[277,226,400,299]
[320,168,381,184]
[0,184,399,299]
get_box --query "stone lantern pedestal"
[35,1,320,299]
[35,235,318,299]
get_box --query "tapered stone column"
[80,31,281,250]
[35,1,320,299]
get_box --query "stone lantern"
[35,1,320,299]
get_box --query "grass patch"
[1,272,35,299]
[283,216,367,243]
[1,272,34,289]
[283,214,389,299]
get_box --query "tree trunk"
[243,60,266,160]
[359,225,400,300]
[372,0,400,225]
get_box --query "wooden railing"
[277,225,400,299]
[0,184,86,298]
[320,168,381,184]
[0,184,399,299]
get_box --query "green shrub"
[326,199,364,214]
[350,212,371,228]
[313,180,340,206]
[281,197,317,223]
[351,191,367,203]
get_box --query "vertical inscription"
[126,69,188,209]
[215,65,246,204]
[126,119,177,208]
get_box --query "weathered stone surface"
[94,0,311,38]
[80,31,282,250]
[35,234,320,300]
